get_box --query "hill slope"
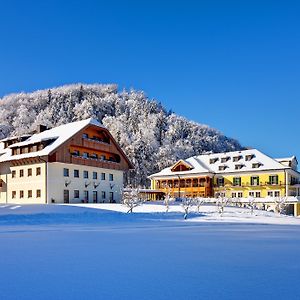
[0,83,242,185]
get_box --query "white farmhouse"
[0,118,133,204]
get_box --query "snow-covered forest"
[0,83,242,186]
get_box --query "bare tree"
[194,197,205,213]
[164,187,171,213]
[122,188,144,213]
[216,196,231,216]
[181,197,194,219]
[274,197,288,214]
[247,197,256,215]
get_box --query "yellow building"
[149,149,300,216]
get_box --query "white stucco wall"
[47,162,124,203]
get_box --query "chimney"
[37,125,48,133]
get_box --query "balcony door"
[64,190,69,203]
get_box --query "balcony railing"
[71,154,119,164]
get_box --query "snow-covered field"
[0,203,300,300]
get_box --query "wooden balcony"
[71,155,122,170]
[82,138,111,152]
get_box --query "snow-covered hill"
[0,84,242,186]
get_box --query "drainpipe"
[38,156,48,204]
[178,175,181,199]
[285,169,288,197]
[5,173,7,204]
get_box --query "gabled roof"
[149,149,294,178]
[0,118,105,162]
[170,159,194,171]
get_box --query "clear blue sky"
[0,0,299,159]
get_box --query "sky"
[0,0,299,159]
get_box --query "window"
[93,172,97,180]
[74,190,79,198]
[101,191,106,199]
[249,191,261,198]
[109,174,114,181]
[232,192,243,197]
[63,168,69,177]
[91,153,98,159]
[36,167,41,176]
[218,165,227,171]
[221,157,229,163]
[101,173,106,180]
[217,178,224,187]
[269,175,279,185]
[250,176,259,186]
[252,163,261,169]
[20,190,24,198]
[27,168,32,177]
[233,177,241,186]
[20,169,24,177]
[74,169,79,178]
[268,191,280,197]
[12,191,16,199]
[233,156,242,162]
[83,171,89,179]
[235,164,243,170]
[93,191,98,203]
[83,152,89,158]
[101,155,106,160]
[84,190,89,202]
[209,158,218,164]
[72,150,80,156]
[82,133,88,139]
[109,192,114,203]
[12,170,16,178]
[245,154,254,161]
[28,190,32,198]
[36,190,41,198]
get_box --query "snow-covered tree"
[247,197,256,214]
[194,197,205,213]
[274,197,288,214]
[122,188,144,213]
[181,197,194,219]
[216,196,231,216]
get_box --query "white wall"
[47,162,124,203]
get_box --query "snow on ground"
[0,204,300,300]
[69,202,300,225]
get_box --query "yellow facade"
[213,171,287,198]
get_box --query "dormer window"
[219,165,227,171]
[210,158,218,164]
[252,163,261,169]
[235,164,244,170]
[245,154,255,161]
[221,157,230,163]
[233,155,242,162]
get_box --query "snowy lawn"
[0,204,300,300]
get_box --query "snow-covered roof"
[0,118,104,162]
[149,149,294,178]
